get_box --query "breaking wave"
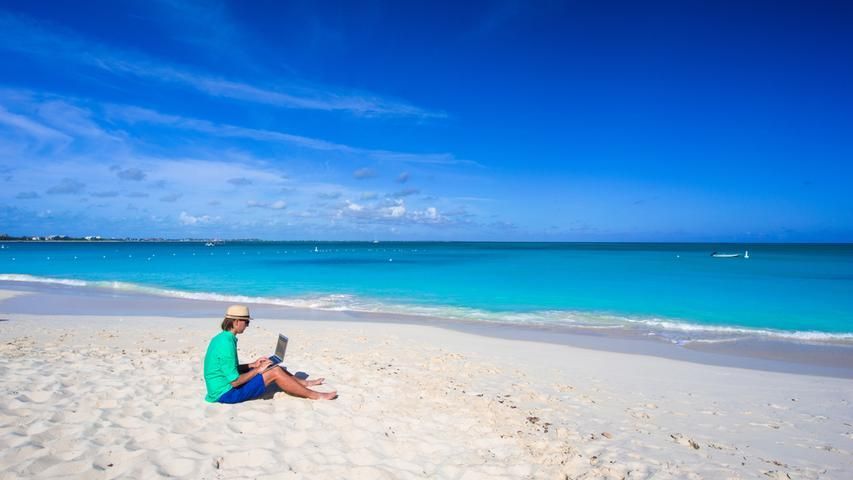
[2,273,852,345]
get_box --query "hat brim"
[225,315,253,320]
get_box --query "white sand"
[1,294,851,478]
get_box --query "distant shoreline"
[3,239,852,245]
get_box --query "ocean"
[1,241,851,344]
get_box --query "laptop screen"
[274,334,288,359]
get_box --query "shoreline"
[2,280,852,379]
[4,239,852,244]
[2,273,850,345]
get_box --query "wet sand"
[2,280,851,379]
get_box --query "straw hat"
[224,305,252,320]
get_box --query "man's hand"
[249,357,269,369]
[255,358,273,372]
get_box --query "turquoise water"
[1,242,852,342]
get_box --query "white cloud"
[0,105,71,144]
[0,13,445,119]
[106,104,463,165]
[179,211,213,225]
[386,200,406,218]
[35,100,118,141]
[0,88,483,237]
[411,206,446,224]
[247,199,287,210]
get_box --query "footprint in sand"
[16,391,54,403]
[670,433,701,450]
[627,408,651,420]
[763,470,794,479]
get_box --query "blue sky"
[1,1,851,241]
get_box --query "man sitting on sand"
[203,305,337,403]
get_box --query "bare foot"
[313,390,338,400]
[300,377,325,387]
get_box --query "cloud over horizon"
[0,86,487,239]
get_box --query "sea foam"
[2,273,851,345]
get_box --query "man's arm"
[237,357,269,373]
[230,359,272,388]
[238,356,269,373]
[230,366,262,388]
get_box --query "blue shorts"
[217,374,266,404]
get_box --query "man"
[203,305,337,403]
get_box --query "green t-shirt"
[203,330,240,402]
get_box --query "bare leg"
[261,368,336,400]
[280,368,325,387]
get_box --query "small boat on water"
[711,250,750,258]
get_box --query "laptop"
[264,334,288,371]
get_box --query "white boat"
[744,250,750,259]
[710,252,741,258]
[205,242,215,247]
[313,246,319,253]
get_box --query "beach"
[1,284,851,479]
[3,0,853,477]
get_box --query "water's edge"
[2,279,851,379]
[1,273,851,345]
